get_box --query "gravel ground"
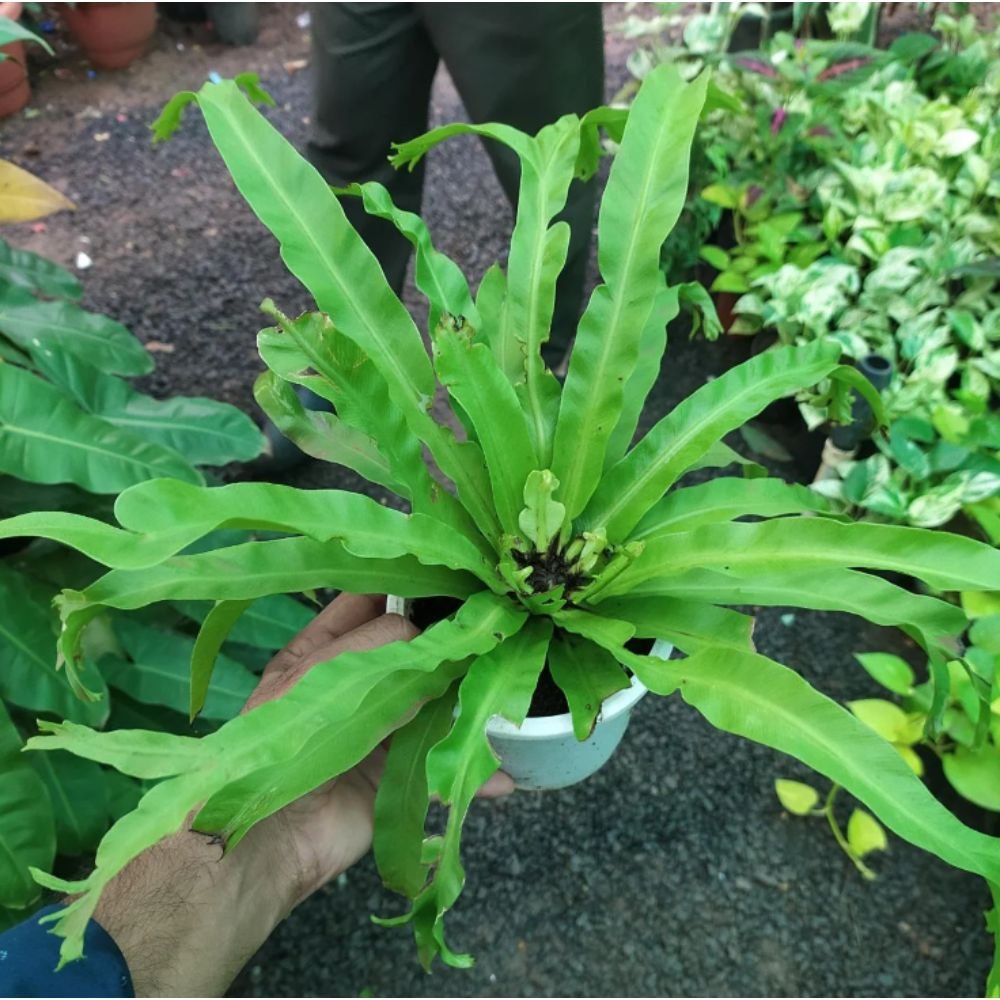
[1,5,993,996]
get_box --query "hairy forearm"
[93,826,296,997]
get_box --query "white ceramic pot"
[386,595,670,791]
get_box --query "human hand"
[94,593,513,996]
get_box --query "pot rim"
[486,638,671,740]
[386,594,670,741]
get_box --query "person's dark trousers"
[307,2,605,366]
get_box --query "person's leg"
[421,4,605,365]
[308,2,439,295]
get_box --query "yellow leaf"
[847,809,888,860]
[0,160,76,223]
[774,778,819,815]
[895,744,924,776]
[847,698,912,743]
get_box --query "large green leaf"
[0,566,108,726]
[189,599,253,720]
[548,630,630,740]
[0,239,82,298]
[188,81,498,544]
[373,688,459,897]
[595,594,755,654]
[340,182,478,331]
[628,566,966,652]
[34,349,264,465]
[27,592,526,967]
[582,340,842,542]
[113,480,495,582]
[256,307,450,521]
[433,325,538,536]
[0,703,55,909]
[56,535,483,666]
[27,751,108,856]
[0,286,152,376]
[632,476,837,537]
[0,365,202,492]
[389,618,551,969]
[610,518,1000,596]
[0,480,496,582]
[101,618,255,722]
[604,284,680,467]
[552,66,709,521]
[392,116,579,461]
[609,644,1000,887]
[195,659,468,851]
[253,371,408,496]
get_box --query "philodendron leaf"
[339,182,478,332]
[847,809,888,860]
[29,592,526,968]
[0,160,75,223]
[389,618,551,970]
[0,566,109,727]
[27,751,108,856]
[582,340,842,542]
[0,239,82,298]
[0,365,202,493]
[942,749,1000,811]
[608,645,1000,888]
[775,778,820,815]
[548,630,630,741]
[188,80,499,544]
[0,702,55,909]
[374,686,459,897]
[33,349,264,465]
[100,618,256,722]
[552,65,708,521]
[0,286,152,376]
[854,653,915,696]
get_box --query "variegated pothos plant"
[1,66,999,985]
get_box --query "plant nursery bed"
[0,5,993,996]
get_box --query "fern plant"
[1,66,999,984]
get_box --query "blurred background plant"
[618,3,1000,532]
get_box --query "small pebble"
[75,251,92,270]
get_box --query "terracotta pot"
[63,2,156,70]
[0,1,30,118]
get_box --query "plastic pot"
[387,595,668,791]
[63,2,156,70]
[0,1,30,118]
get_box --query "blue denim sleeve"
[0,904,133,998]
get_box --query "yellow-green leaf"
[847,699,923,745]
[0,160,76,223]
[775,778,819,815]
[847,809,888,859]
